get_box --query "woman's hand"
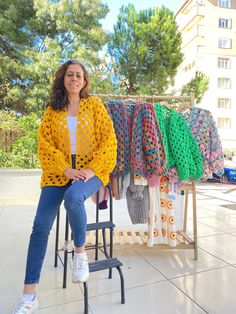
[79,168,96,182]
[64,168,95,182]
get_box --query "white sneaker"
[11,297,39,314]
[72,252,89,283]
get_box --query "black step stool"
[54,184,125,314]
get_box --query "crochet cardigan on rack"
[38,96,117,187]
[126,102,167,177]
[181,107,224,180]
[154,103,203,181]
[105,100,130,177]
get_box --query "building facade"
[174,0,236,152]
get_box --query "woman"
[12,59,117,314]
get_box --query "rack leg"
[192,182,198,260]
[183,190,188,233]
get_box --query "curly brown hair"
[49,59,90,110]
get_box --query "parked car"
[207,160,236,184]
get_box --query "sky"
[101,0,185,31]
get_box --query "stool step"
[89,258,122,273]
[87,221,115,231]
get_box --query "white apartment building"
[174,0,236,153]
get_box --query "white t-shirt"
[67,116,77,154]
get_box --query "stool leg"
[54,210,60,268]
[95,190,99,260]
[116,266,125,304]
[102,229,109,258]
[108,185,113,279]
[83,282,88,314]
[63,214,69,288]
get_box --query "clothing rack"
[93,93,195,108]
[92,93,198,260]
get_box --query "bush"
[0,111,40,168]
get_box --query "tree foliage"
[181,71,210,104]
[0,0,109,113]
[0,110,40,168]
[108,5,183,94]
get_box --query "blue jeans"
[24,176,102,284]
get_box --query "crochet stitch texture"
[154,103,203,181]
[127,102,167,177]
[105,100,130,177]
[38,96,117,187]
[182,107,224,180]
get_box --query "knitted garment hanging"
[105,100,130,177]
[154,103,203,181]
[126,102,167,177]
[126,174,149,224]
[181,107,224,181]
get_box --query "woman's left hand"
[79,168,96,182]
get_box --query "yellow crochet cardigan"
[38,96,117,187]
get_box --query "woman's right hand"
[64,168,86,181]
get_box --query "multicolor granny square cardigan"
[181,107,224,180]
[127,102,167,177]
[106,100,167,178]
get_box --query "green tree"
[11,121,40,168]
[0,0,109,113]
[0,111,40,168]
[181,71,210,104]
[108,5,183,94]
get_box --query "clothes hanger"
[177,102,192,112]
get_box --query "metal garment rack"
[93,93,198,260]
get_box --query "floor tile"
[0,236,56,269]
[89,281,205,314]
[198,215,236,233]
[134,246,226,279]
[79,247,166,298]
[199,204,236,216]
[0,222,33,240]
[186,220,224,237]
[0,206,36,225]
[38,264,84,308]
[198,234,236,264]
[0,264,84,313]
[37,300,88,314]
[0,265,26,313]
[172,266,236,314]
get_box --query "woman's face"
[64,64,86,97]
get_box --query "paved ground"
[1,170,236,314]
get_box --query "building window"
[218,0,231,8]
[217,98,231,109]
[217,78,231,89]
[218,18,231,28]
[218,57,231,68]
[217,118,231,129]
[218,38,231,49]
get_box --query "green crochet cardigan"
[154,103,203,181]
